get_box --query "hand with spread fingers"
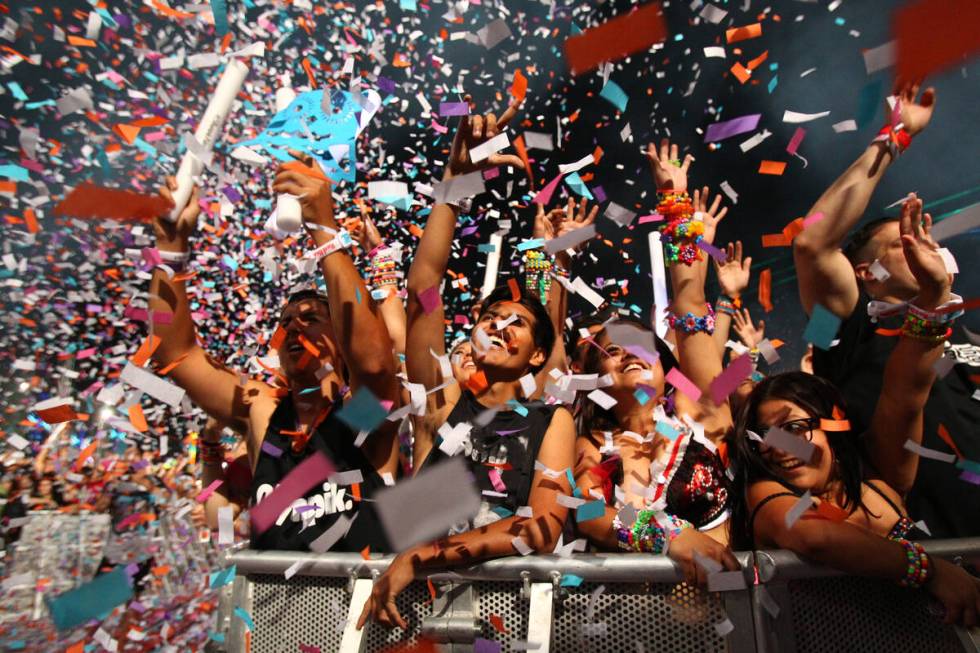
[346,203,384,254]
[271,149,335,230]
[693,186,729,246]
[445,96,525,180]
[732,307,766,349]
[899,192,950,310]
[713,241,752,299]
[646,138,694,193]
[534,197,598,250]
[155,175,201,249]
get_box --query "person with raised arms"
[357,95,577,631]
[148,155,401,552]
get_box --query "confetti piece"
[782,110,831,124]
[34,397,78,424]
[758,160,787,176]
[336,387,388,433]
[704,114,761,142]
[599,79,629,112]
[764,427,817,463]
[375,457,481,551]
[665,367,702,402]
[47,568,133,631]
[803,304,841,350]
[563,2,668,75]
[784,491,814,529]
[576,500,607,523]
[251,451,335,533]
[510,69,528,101]
[726,23,762,44]
[896,0,980,82]
[54,182,170,221]
[196,479,224,503]
[709,354,753,406]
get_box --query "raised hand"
[445,96,524,180]
[899,193,951,309]
[713,241,752,298]
[732,306,766,349]
[155,175,201,247]
[892,80,936,137]
[271,150,335,230]
[347,203,384,253]
[534,197,598,249]
[693,186,729,246]
[646,138,694,192]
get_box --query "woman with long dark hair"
[572,142,743,584]
[727,196,979,626]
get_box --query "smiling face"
[592,329,666,400]
[450,340,476,385]
[754,398,835,493]
[276,299,340,381]
[471,301,546,376]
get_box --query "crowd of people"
[92,78,976,634]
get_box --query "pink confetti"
[251,451,336,534]
[196,479,223,503]
[666,367,702,402]
[418,285,442,314]
[709,353,753,406]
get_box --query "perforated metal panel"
[363,579,435,651]
[784,576,963,653]
[551,581,730,652]
[249,573,350,653]
[475,581,530,652]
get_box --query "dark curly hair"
[476,284,556,374]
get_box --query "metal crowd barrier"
[216,540,980,653]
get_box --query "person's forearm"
[201,462,231,529]
[378,292,407,357]
[406,513,561,570]
[712,312,732,359]
[312,228,395,381]
[577,508,619,550]
[776,518,909,581]
[796,142,894,252]
[149,231,199,363]
[406,204,461,293]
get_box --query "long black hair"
[572,318,677,437]
[726,372,869,549]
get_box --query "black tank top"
[418,391,561,530]
[250,395,390,552]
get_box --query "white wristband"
[306,229,354,261]
[158,249,190,262]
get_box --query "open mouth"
[622,361,646,374]
[774,458,805,471]
[287,342,305,356]
[488,335,507,350]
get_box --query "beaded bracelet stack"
[524,249,553,305]
[666,303,716,335]
[199,440,226,466]
[715,294,741,317]
[901,302,959,344]
[368,245,402,296]
[657,191,704,266]
[614,509,692,554]
[895,539,931,589]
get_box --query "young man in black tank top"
[148,155,401,552]
[357,95,577,631]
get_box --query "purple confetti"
[439,101,470,116]
[261,441,283,457]
[704,114,761,143]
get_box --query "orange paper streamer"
[726,23,762,44]
[54,182,170,222]
[563,2,668,75]
[758,160,787,176]
[758,268,773,312]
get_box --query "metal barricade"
[752,538,980,653]
[221,550,758,653]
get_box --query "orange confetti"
[758,268,773,312]
[151,565,171,576]
[814,500,849,522]
[129,403,148,432]
[819,419,851,432]
[23,207,38,234]
[67,35,97,47]
[563,2,668,75]
[157,352,189,376]
[464,370,489,395]
[730,62,751,84]
[510,68,528,101]
[113,123,141,144]
[937,424,964,460]
[758,160,787,175]
[131,334,162,367]
[507,278,521,302]
[489,614,509,634]
[761,233,789,248]
[746,50,769,70]
[54,182,170,222]
[302,57,318,89]
[74,440,98,471]
[726,23,762,44]
[360,545,371,560]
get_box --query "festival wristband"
[306,229,355,261]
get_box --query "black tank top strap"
[863,480,906,520]
[749,491,800,537]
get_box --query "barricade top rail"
[226,548,747,583]
[755,537,980,582]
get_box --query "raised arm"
[711,240,751,357]
[357,407,575,630]
[149,178,266,434]
[793,83,936,318]
[532,198,597,387]
[867,195,953,494]
[405,97,525,455]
